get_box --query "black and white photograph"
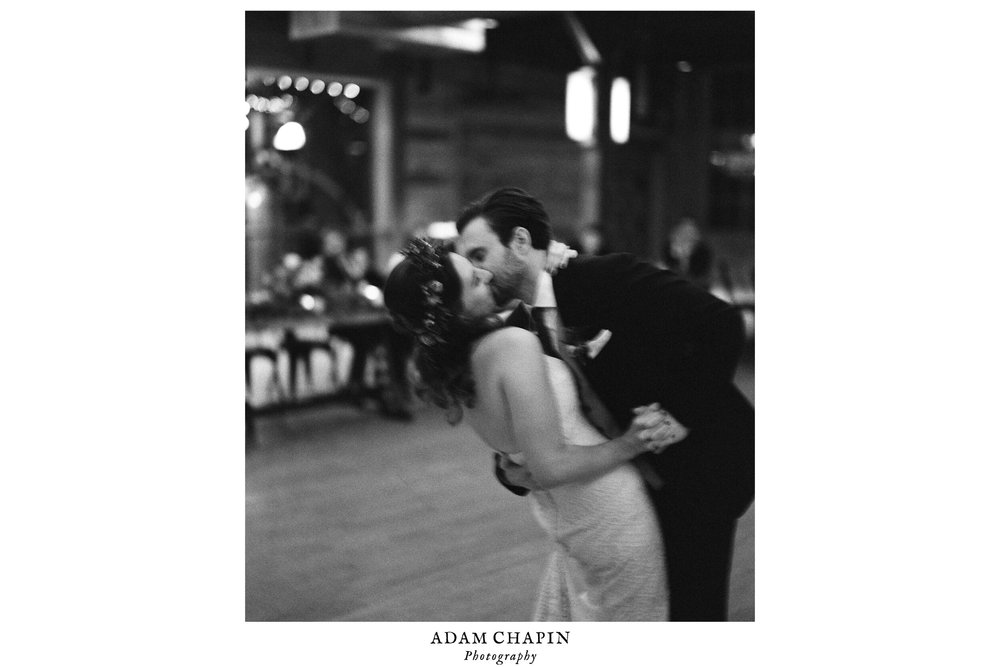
[244,10,755,623]
[8,2,1000,665]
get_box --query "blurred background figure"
[663,217,714,291]
[574,222,610,255]
[378,323,416,420]
[336,236,413,419]
[341,236,383,290]
[318,227,351,288]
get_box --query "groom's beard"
[488,247,530,307]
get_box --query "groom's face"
[458,216,528,309]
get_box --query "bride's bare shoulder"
[471,326,541,363]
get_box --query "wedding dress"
[514,355,668,621]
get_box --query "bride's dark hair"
[384,238,503,423]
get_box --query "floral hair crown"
[393,238,455,348]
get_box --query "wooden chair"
[282,328,339,400]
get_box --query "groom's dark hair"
[456,187,552,250]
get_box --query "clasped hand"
[628,403,689,454]
[497,402,688,491]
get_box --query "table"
[245,307,396,416]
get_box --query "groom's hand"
[631,404,689,454]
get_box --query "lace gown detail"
[520,356,668,621]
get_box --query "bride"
[384,238,687,621]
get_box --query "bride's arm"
[473,327,656,488]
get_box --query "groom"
[455,187,754,621]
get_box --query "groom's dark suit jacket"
[552,253,754,522]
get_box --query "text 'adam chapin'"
[430,631,569,645]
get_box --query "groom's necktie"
[529,305,663,489]
[531,306,622,440]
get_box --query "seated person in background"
[319,228,351,289]
[319,229,387,303]
[327,235,413,419]
[282,227,326,294]
[573,223,610,256]
[663,217,714,291]
[341,239,385,292]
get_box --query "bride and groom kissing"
[384,187,754,621]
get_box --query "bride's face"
[448,253,497,318]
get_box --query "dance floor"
[245,364,755,621]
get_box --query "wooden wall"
[246,21,753,272]
[396,60,589,247]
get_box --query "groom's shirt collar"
[533,270,557,308]
[496,269,556,322]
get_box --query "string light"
[242,94,297,115]
[245,74,374,128]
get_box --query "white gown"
[515,356,668,621]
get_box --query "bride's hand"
[629,403,689,453]
[498,453,539,491]
[545,241,578,274]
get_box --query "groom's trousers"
[651,493,738,622]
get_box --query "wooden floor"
[246,364,755,621]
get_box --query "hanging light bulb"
[565,66,597,145]
[610,77,631,144]
[273,121,306,151]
